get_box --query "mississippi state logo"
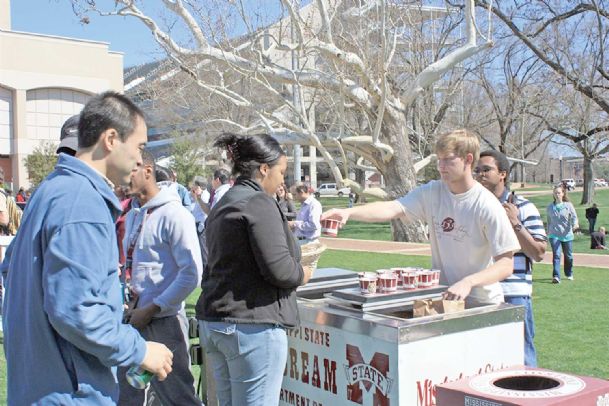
[345,344,393,405]
[441,217,455,232]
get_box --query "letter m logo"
[345,344,391,406]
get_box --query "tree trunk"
[381,108,428,242]
[581,157,594,205]
[355,168,366,203]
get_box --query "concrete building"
[0,0,123,189]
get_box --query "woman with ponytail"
[195,133,314,405]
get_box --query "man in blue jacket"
[1,91,173,405]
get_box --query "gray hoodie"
[125,187,202,318]
[546,201,578,240]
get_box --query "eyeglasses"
[473,166,496,175]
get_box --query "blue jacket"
[1,154,147,405]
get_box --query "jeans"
[588,218,597,235]
[505,296,537,367]
[549,238,573,280]
[199,321,288,406]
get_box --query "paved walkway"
[319,237,609,268]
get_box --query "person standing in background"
[590,226,607,250]
[0,168,11,233]
[476,150,547,367]
[56,114,80,157]
[546,185,579,283]
[585,203,599,235]
[156,165,192,209]
[210,168,231,208]
[15,187,26,204]
[276,183,296,220]
[289,184,322,244]
[190,176,211,270]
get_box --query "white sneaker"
[552,277,561,284]
[566,276,574,281]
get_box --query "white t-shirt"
[396,180,520,304]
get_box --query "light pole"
[520,113,526,188]
[291,19,302,185]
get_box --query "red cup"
[321,219,340,237]
[418,270,434,287]
[378,274,398,293]
[390,268,406,286]
[402,270,419,290]
[431,269,441,286]
[359,276,378,294]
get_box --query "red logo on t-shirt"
[441,217,455,232]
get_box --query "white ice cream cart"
[279,268,525,406]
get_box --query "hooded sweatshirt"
[125,187,202,318]
[1,154,146,405]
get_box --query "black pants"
[118,315,202,406]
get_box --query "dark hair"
[214,133,285,178]
[78,91,144,149]
[155,165,172,182]
[192,176,207,188]
[295,185,309,194]
[213,168,230,184]
[479,150,511,177]
[141,149,156,181]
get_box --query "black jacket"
[195,177,303,328]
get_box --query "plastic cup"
[418,270,434,287]
[378,274,398,293]
[321,219,340,237]
[359,275,378,294]
[402,270,419,290]
[390,268,406,286]
[431,269,441,286]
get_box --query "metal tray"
[308,267,358,283]
[329,285,447,304]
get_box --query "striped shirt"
[500,189,547,297]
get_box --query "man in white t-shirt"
[322,129,520,305]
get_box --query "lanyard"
[123,208,155,282]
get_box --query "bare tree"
[464,42,555,180]
[72,0,492,241]
[474,0,609,200]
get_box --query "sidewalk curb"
[320,237,609,269]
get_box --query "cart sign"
[280,316,523,406]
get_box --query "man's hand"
[321,208,350,227]
[140,341,173,381]
[288,221,296,230]
[442,278,473,301]
[125,304,160,330]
